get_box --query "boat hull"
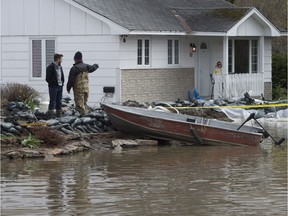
[102,104,263,146]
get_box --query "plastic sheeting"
[221,108,288,126]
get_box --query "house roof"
[72,0,235,32]
[70,0,281,36]
[174,8,252,32]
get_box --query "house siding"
[1,0,111,36]
[1,35,121,105]
[264,37,272,99]
[237,16,268,36]
[121,68,195,102]
[1,0,121,105]
[119,36,195,69]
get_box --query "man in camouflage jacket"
[67,51,99,114]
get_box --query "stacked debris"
[1,97,113,137]
[120,92,288,121]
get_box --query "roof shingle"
[175,8,252,32]
[73,0,236,31]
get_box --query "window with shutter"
[137,39,150,66]
[31,39,55,79]
[32,40,42,78]
[46,40,55,67]
[168,39,180,65]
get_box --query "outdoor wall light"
[120,35,128,43]
[190,43,196,57]
[190,43,196,52]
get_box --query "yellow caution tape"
[166,103,288,109]
[20,122,48,127]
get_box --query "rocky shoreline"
[2,93,287,161]
[1,131,159,160]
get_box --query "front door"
[198,40,211,97]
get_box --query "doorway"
[198,40,211,97]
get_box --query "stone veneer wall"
[121,68,195,102]
[264,82,272,100]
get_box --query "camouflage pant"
[74,91,89,114]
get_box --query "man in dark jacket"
[67,51,99,114]
[46,54,64,118]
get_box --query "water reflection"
[1,120,287,216]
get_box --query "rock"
[81,117,96,124]
[62,111,73,117]
[62,144,79,154]
[60,127,72,134]
[62,141,91,154]
[135,139,158,146]
[81,125,92,133]
[1,122,13,131]
[14,125,22,131]
[4,116,19,124]
[7,102,17,111]
[95,121,103,128]
[7,151,22,159]
[112,139,138,148]
[86,125,99,133]
[75,125,86,133]
[71,118,82,128]
[65,134,82,141]
[112,144,123,153]
[46,148,63,156]
[2,132,15,137]
[59,116,77,124]
[76,125,86,133]
[50,124,64,130]
[63,125,75,132]
[20,149,45,159]
[46,119,59,126]
[19,112,36,121]
[34,110,47,120]
[8,127,20,136]
[101,117,111,126]
[93,112,105,119]
[79,140,91,149]
[83,112,96,118]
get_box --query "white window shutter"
[45,40,55,67]
[32,40,42,78]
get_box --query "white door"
[198,40,211,97]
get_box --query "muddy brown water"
[1,120,287,216]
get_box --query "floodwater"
[1,120,287,216]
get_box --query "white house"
[0,0,284,106]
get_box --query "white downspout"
[259,36,265,94]
[0,0,2,84]
[222,36,229,98]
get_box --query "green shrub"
[272,54,287,100]
[21,134,43,148]
[1,83,41,107]
[273,84,287,100]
